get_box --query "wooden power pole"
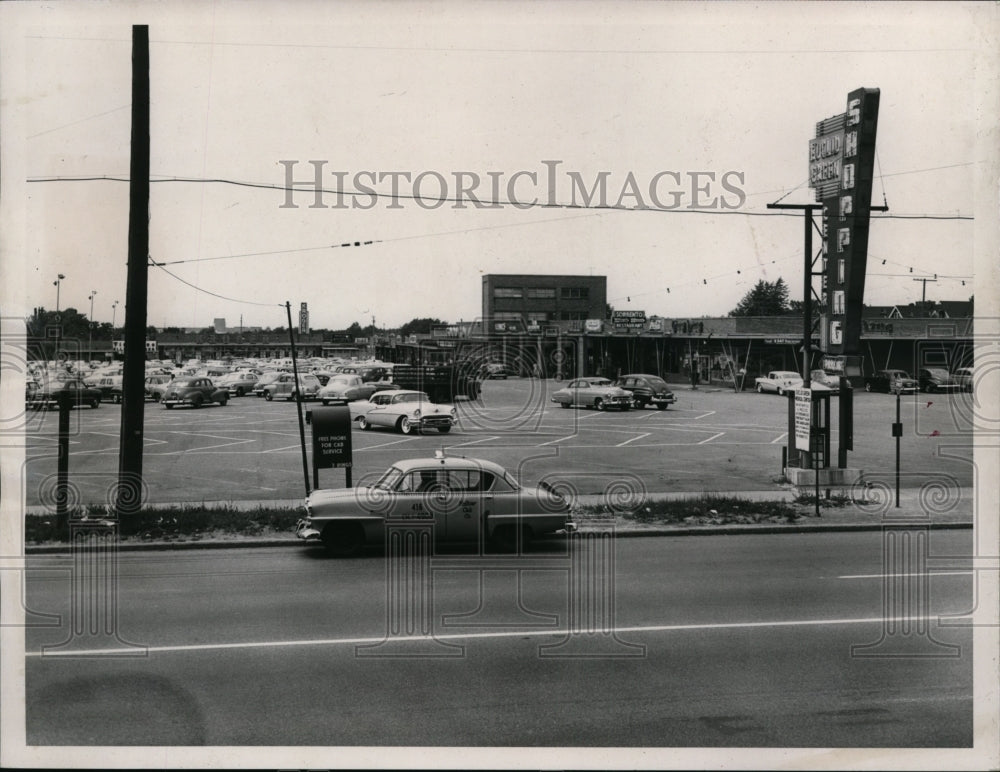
[116,25,150,516]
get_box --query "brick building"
[481,274,607,333]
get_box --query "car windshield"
[327,377,352,387]
[587,379,612,387]
[373,466,404,491]
[393,392,429,403]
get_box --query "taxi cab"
[297,453,575,556]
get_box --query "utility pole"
[912,276,938,304]
[53,273,65,363]
[117,25,150,516]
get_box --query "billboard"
[299,302,309,335]
[810,88,881,357]
[612,310,646,331]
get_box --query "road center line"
[838,571,973,580]
[27,614,958,658]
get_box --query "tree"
[398,317,442,337]
[345,322,364,337]
[729,278,792,316]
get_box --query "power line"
[148,259,283,308]
[25,174,976,220]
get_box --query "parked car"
[614,374,676,410]
[318,375,395,405]
[144,374,173,402]
[550,377,632,410]
[31,376,102,409]
[864,369,918,394]
[481,363,509,379]
[260,372,322,401]
[918,368,962,393]
[754,371,804,395]
[808,369,841,394]
[353,390,456,434]
[297,453,576,555]
[217,371,259,397]
[161,377,230,409]
[252,371,283,397]
[952,367,974,392]
[95,375,124,403]
[311,370,336,386]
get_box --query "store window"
[560,287,590,299]
[493,287,523,299]
[526,288,556,299]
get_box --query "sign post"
[309,405,354,490]
[794,388,812,459]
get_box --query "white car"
[754,370,804,395]
[261,372,322,401]
[297,452,575,555]
[353,390,456,434]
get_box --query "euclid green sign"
[809,87,881,358]
[310,405,353,469]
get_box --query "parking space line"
[771,432,788,444]
[538,434,577,446]
[354,437,421,451]
[449,436,500,448]
[616,433,650,447]
[698,432,725,445]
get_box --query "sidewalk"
[22,487,974,554]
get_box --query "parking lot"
[21,378,976,508]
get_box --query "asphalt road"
[21,379,976,508]
[24,530,974,747]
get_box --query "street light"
[52,274,65,364]
[88,290,97,361]
[112,300,119,329]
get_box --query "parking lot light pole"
[286,301,311,497]
[88,290,97,360]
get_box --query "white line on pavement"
[698,432,725,445]
[771,432,788,444]
[26,614,960,658]
[355,437,420,451]
[449,436,500,448]
[538,434,577,446]
[838,571,973,580]
[616,433,650,447]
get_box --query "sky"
[3,1,995,334]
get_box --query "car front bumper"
[419,416,454,429]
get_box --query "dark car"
[614,374,676,410]
[32,376,102,409]
[864,369,918,394]
[917,368,962,393]
[161,377,230,409]
[359,366,389,383]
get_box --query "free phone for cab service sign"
[310,406,353,469]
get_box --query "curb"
[22,520,973,554]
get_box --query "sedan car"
[918,368,962,393]
[808,369,841,394]
[550,377,632,410]
[31,376,102,409]
[217,371,259,397]
[353,390,456,434]
[754,371,804,395]
[297,452,576,555]
[144,374,173,402]
[614,373,676,410]
[319,375,396,405]
[864,369,918,394]
[260,372,322,401]
[161,377,230,409]
[952,367,974,392]
[95,375,124,403]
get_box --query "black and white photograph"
[1,1,998,769]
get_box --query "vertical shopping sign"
[809,88,880,359]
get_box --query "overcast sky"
[3,1,995,332]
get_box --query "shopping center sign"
[809,88,880,358]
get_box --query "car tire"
[90,399,100,409]
[438,426,451,434]
[756,384,764,393]
[235,387,244,397]
[152,393,161,402]
[865,382,872,392]
[560,402,570,409]
[322,399,329,406]
[321,521,365,557]
[777,387,784,396]
[927,384,936,393]
[399,417,414,434]
[218,395,228,406]
[264,391,273,401]
[165,403,174,409]
[192,395,203,409]
[594,398,605,411]
[358,416,371,430]
[656,403,668,410]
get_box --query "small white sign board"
[794,388,812,449]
